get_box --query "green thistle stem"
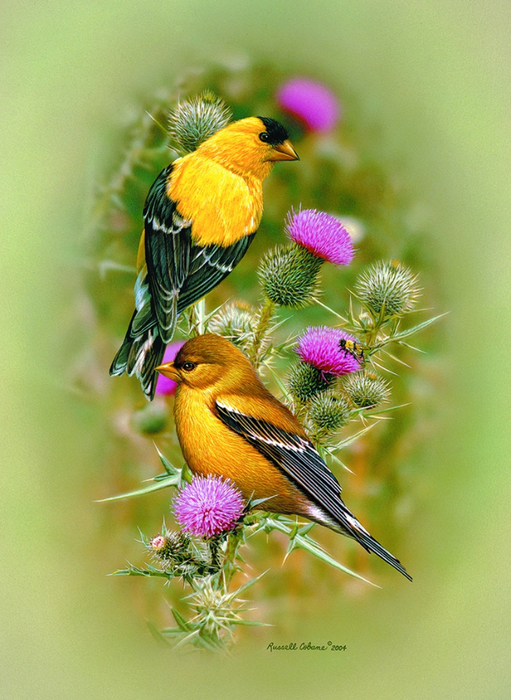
[248,297,275,366]
[209,536,222,569]
[222,528,245,587]
[196,299,206,335]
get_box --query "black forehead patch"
[257,117,289,145]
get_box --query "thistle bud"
[354,261,420,318]
[258,244,322,308]
[208,301,256,350]
[148,531,191,565]
[341,370,390,409]
[168,91,232,153]
[287,361,332,402]
[307,392,351,434]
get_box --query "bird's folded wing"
[214,398,360,530]
[177,234,256,314]
[215,399,412,580]
[143,164,191,343]
[142,164,256,342]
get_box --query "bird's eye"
[182,361,196,372]
[259,132,269,142]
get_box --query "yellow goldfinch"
[110,117,298,399]
[156,334,412,581]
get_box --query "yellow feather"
[174,384,310,515]
[167,154,263,247]
[166,117,281,248]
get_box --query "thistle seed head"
[341,370,391,409]
[307,392,351,434]
[208,301,256,351]
[258,244,323,308]
[168,91,232,153]
[287,361,333,402]
[354,261,421,318]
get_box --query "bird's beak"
[269,139,299,161]
[155,361,181,382]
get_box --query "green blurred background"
[1,0,510,697]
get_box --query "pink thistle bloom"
[174,476,245,538]
[154,341,186,396]
[296,327,361,376]
[149,535,166,552]
[149,535,165,551]
[286,208,354,266]
[277,78,341,132]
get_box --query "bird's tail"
[306,494,413,581]
[352,527,412,582]
[109,317,165,401]
[321,505,412,581]
[110,272,167,400]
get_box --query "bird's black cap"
[257,117,289,145]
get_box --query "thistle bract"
[148,531,190,563]
[287,361,333,402]
[208,301,255,350]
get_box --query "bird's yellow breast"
[167,154,264,248]
[174,386,310,516]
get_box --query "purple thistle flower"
[277,78,341,133]
[174,476,245,538]
[296,327,362,377]
[286,208,354,266]
[155,341,186,396]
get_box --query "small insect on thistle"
[339,338,365,363]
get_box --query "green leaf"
[95,474,180,502]
[263,517,378,586]
[365,402,411,417]
[97,446,189,501]
[230,569,269,598]
[379,348,411,368]
[315,299,348,322]
[173,629,201,650]
[97,260,137,278]
[263,362,292,402]
[398,340,427,353]
[171,607,193,632]
[147,620,173,646]
[330,422,376,451]
[154,444,180,476]
[111,564,171,579]
[230,619,271,627]
[385,312,448,343]
[322,448,354,474]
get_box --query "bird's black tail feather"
[110,312,165,401]
[110,270,169,400]
[320,505,412,581]
[353,528,412,582]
